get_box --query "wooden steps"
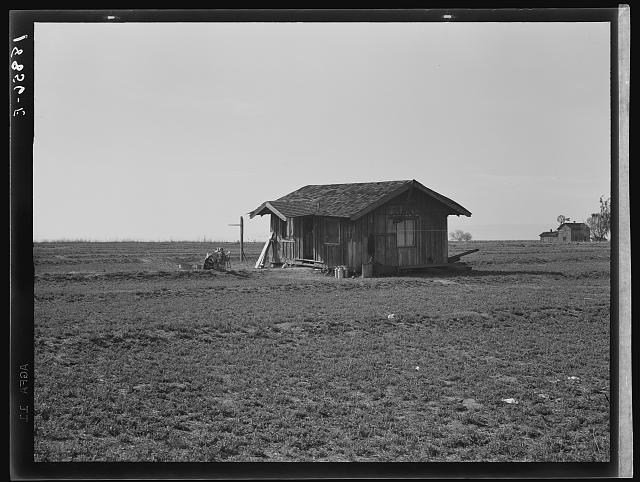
[288,258,327,268]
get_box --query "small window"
[286,218,294,238]
[324,218,340,244]
[396,218,415,247]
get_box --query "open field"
[33,240,610,462]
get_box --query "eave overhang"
[248,201,287,221]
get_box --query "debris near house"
[178,263,202,270]
[400,248,478,274]
[255,235,275,269]
[203,248,231,271]
[447,248,479,264]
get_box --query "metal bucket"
[361,263,373,278]
[335,266,345,279]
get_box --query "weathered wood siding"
[313,216,347,267]
[269,215,296,263]
[368,190,450,267]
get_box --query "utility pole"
[228,216,247,262]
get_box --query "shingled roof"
[249,179,471,220]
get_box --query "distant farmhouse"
[539,230,559,243]
[539,222,591,243]
[250,179,471,274]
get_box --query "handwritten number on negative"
[11,35,28,116]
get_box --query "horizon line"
[31,238,556,243]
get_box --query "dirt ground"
[33,240,610,461]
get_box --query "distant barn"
[557,222,591,242]
[249,179,471,273]
[539,222,591,243]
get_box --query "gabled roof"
[557,222,590,231]
[249,179,471,221]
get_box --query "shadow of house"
[249,179,471,275]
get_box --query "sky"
[33,21,610,241]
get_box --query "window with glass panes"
[324,218,340,244]
[396,218,416,247]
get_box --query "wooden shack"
[249,179,471,273]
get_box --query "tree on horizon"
[585,196,611,241]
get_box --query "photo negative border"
[9,7,630,479]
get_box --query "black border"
[10,7,623,480]
[10,9,36,481]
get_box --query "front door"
[302,216,314,259]
[373,213,397,266]
[396,217,417,266]
[374,233,397,266]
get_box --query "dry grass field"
[33,240,610,462]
